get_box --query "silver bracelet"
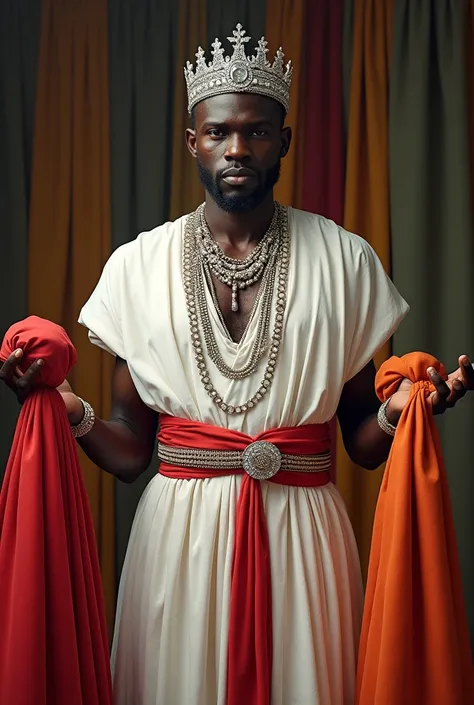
[377,398,397,437]
[71,397,95,438]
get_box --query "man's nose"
[224,133,251,161]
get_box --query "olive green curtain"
[390,0,474,645]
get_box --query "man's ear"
[186,129,197,159]
[280,126,292,158]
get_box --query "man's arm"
[66,357,158,483]
[337,361,393,471]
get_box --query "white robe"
[79,207,409,705]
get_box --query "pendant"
[231,281,238,312]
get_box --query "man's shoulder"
[289,207,371,257]
[107,214,187,268]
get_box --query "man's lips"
[221,168,257,185]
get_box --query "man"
[1,24,473,705]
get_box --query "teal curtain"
[390,0,474,645]
[0,0,41,476]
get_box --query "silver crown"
[184,24,292,115]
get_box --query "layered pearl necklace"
[182,203,290,415]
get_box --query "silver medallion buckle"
[242,441,282,480]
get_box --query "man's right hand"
[0,348,44,403]
[0,348,84,424]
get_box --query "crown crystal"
[184,23,292,115]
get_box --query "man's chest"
[209,273,261,343]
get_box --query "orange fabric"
[27,0,115,633]
[265,0,306,208]
[0,317,112,705]
[157,415,331,705]
[169,0,206,220]
[356,352,474,705]
[337,0,393,579]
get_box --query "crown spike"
[211,39,225,67]
[254,38,269,68]
[272,47,285,74]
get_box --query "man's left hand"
[386,355,474,425]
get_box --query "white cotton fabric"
[79,207,409,705]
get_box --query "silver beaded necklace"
[182,202,291,415]
[198,205,280,312]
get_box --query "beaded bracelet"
[71,397,95,439]
[377,398,397,437]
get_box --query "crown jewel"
[184,24,293,115]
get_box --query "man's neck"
[204,193,275,249]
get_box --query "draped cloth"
[356,352,474,705]
[158,415,331,705]
[0,316,112,705]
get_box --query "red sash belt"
[157,415,331,705]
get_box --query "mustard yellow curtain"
[265,0,306,208]
[336,0,393,579]
[169,0,207,220]
[28,0,115,635]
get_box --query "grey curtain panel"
[390,0,474,646]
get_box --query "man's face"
[186,93,292,213]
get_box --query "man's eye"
[252,130,267,137]
[208,129,223,137]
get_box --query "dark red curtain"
[300,0,345,480]
[301,0,344,225]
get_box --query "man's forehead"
[196,93,280,123]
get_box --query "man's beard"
[196,157,281,214]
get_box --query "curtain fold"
[108,0,177,246]
[469,0,474,204]
[168,0,207,221]
[0,0,41,477]
[27,0,115,634]
[390,0,474,646]
[207,0,265,46]
[342,0,354,141]
[108,0,178,583]
[301,0,344,225]
[265,0,305,208]
[336,0,393,579]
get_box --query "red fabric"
[0,316,112,705]
[300,0,344,483]
[158,415,331,705]
[356,353,474,704]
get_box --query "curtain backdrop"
[1,0,473,645]
[337,0,393,579]
[27,0,115,635]
[0,0,41,476]
[390,0,474,645]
